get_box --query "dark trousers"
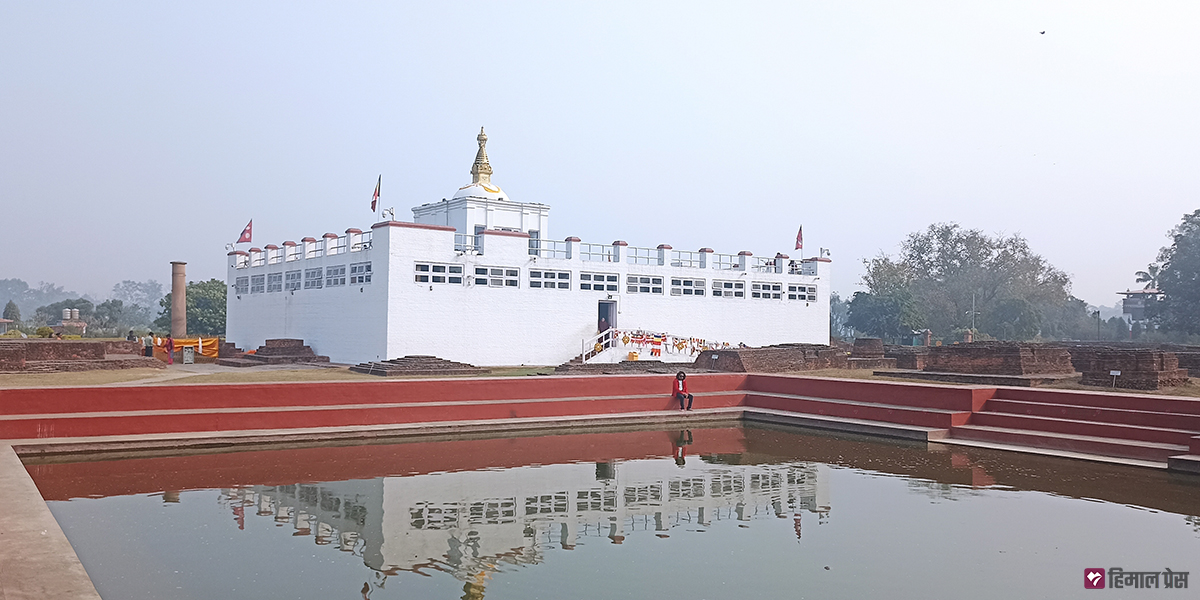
[144,347,153,357]
[676,392,693,410]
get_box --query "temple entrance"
[597,301,616,333]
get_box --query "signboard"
[183,346,195,365]
[1109,370,1121,376]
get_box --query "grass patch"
[144,365,558,386]
[0,369,169,389]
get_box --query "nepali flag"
[795,225,803,250]
[237,220,253,243]
[371,175,381,212]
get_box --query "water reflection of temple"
[219,457,830,587]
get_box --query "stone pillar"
[564,236,580,260]
[737,251,752,271]
[775,253,789,274]
[612,240,627,263]
[170,261,187,338]
[656,244,672,266]
[699,248,713,269]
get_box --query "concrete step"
[983,398,1200,431]
[0,392,747,439]
[744,392,971,428]
[968,411,1198,445]
[0,374,750,415]
[745,375,989,412]
[949,424,1189,462]
[993,387,1200,416]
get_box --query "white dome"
[451,182,508,201]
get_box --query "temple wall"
[227,222,831,366]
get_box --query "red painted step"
[993,388,1200,416]
[0,374,752,416]
[949,425,1189,462]
[968,412,1198,446]
[983,398,1200,431]
[0,392,746,440]
[746,375,990,411]
[744,392,971,428]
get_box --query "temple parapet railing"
[230,223,827,275]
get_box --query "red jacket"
[672,379,688,396]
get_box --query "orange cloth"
[155,337,219,358]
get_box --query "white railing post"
[737,251,751,271]
[699,247,713,269]
[565,236,579,260]
[656,244,671,266]
[612,241,627,263]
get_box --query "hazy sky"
[3,2,1198,305]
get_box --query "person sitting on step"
[672,371,694,411]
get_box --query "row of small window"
[411,262,818,299]
[415,263,520,287]
[234,262,371,294]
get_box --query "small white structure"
[226,129,831,366]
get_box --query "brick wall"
[1075,349,1190,390]
[0,343,25,371]
[104,340,142,355]
[695,344,848,373]
[19,341,106,361]
[924,342,1074,375]
[884,346,929,370]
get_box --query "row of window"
[234,262,371,294]
[410,263,818,300]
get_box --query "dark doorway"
[598,301,616,333]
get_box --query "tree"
[980,297,1042,341]
[2,300,18,322]
[0,279,83,321]
[829,292,856,341]
[847,291,923,342]
[860,223,1073,340]
[154,279,227,335]
[93,299,124,329]
[112,280,163,308]
[1134,264,1160,290]
[1156,209,1200,334]
[33,298,95,325]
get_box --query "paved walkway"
[0,445,101,599]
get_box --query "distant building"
[1118,288,1160,322]
[226,129,832,366]
[0,318,11,335]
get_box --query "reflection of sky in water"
[42,426,1200,600]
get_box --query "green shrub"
[35,326,53,338]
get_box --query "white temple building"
[225,128,831,366]
[221,457,830,585]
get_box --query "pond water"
[29,424,1200,599]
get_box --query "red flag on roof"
[795,225,803,250]
[237,220,253,243]
[371,175,381,212]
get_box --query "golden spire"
[470,127,493,185]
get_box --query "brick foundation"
[923,342,1074,376]
[215,339,329,367]
[851,338,884,359]
[693,344,848,373]
[103,340,142,355]
[0,340,165,373]
[1074,349,1190,390]
[885,346,929,370]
